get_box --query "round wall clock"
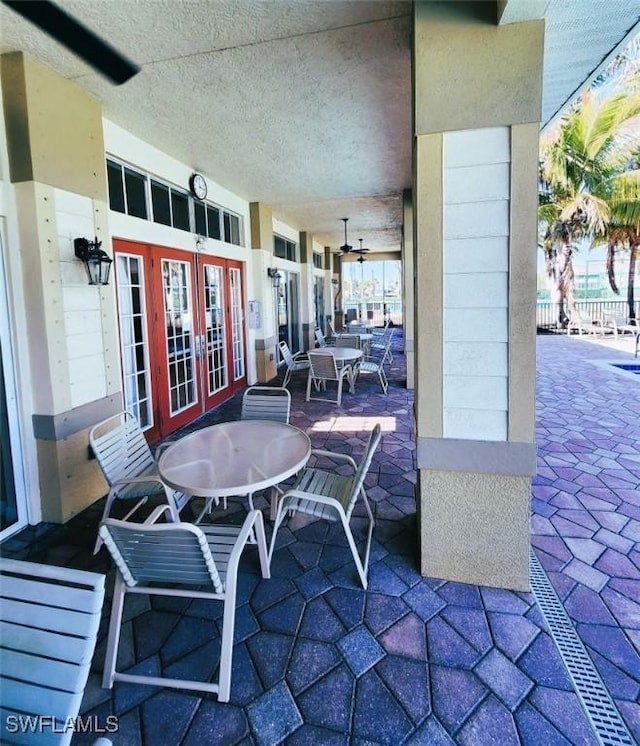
[189,172,207,200]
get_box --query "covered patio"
[3,333,638,744]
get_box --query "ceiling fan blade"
[2,0,140,84]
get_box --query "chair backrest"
[308,350,340,381]
[99,519,224,593]
[327,319,336,337]
[315,328,327,347]
[0,558,105,746]
[279,340,295,368]
[349,323,366,334]
[345,424,382,519]
[90,411,154,487]
[241,386,291,423]
[335,334,360,349]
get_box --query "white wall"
[102,119,258,380]
[442,127,510,441]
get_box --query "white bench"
[0,558,107,746]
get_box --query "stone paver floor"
[2,331,638,744]
[533,333,640,742]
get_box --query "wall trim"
[32,394,122,441]
[254,335,279,351]
[417,436,536,476]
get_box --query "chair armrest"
[154,442,172,457]
[144,504,174,524]
[308,449,357,471]
[111,474,163,488]
[225,510,270,585]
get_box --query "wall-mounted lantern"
[267,267,282,289]
[74,236,112,285]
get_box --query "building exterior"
[1,1,638,592]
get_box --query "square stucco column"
[2,52,119,522]
[249,202,278,382]
[412,3,542,590]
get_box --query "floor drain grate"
[529,551,635,746]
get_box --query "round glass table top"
[158,420,311,498]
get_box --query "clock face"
[190,173,207,200]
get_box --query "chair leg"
[341,497,374,590]
[217,591,236,702]
[306,371,313,402]
[102,574,126,689]
[336,377,343,406]
[94,490,149,554]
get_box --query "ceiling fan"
[2,0,140,85]
[337,218,353,253]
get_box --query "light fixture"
[195,234,206,251]
[267,267,282,288]
[74,236,112,285]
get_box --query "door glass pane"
[289,274,301,353]
[229,267,245,380]
[314,276,324,332]
[162,259,197,414]
[277,279,289,349]
[203,264,228,395]
[116,254,153,429]
[0,341,18,533]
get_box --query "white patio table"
[158,420,311,519]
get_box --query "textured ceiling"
[1,0,638,253]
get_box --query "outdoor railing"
[341,300,403,327]
[537,299,640,330]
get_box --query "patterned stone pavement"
[3,331,636,745]
[533,333,640,743]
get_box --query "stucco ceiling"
[1,0,638,253]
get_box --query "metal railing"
[341,301,403,328]
[537,299,639,330]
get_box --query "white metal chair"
[334,333,361,349]
[356,336,390,394]
[306,351,353,406]
[240,385,291,516]
[279,340,310,388]
[241,385,291,423]
[314,328,328,348]
[0,558,107,746]
[566,310,604,336]
[89,411,189,553]
[602,310,638,337]
[370,326,394,364]
[268,424,382,589]
[99,505,270,703]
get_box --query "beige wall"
[2,52,118,522]
[2,52,107,200]
[402,190,415,388]
[412,5,543,590]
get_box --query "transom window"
[274,234,297,262]
[106,158,243,247]
[313,252,323,269]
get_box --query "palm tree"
[539,74,640,326]
[592,39,640,322]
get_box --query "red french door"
[113,240,246,440]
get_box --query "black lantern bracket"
[267,267,282,288]
[74,236,113,285]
